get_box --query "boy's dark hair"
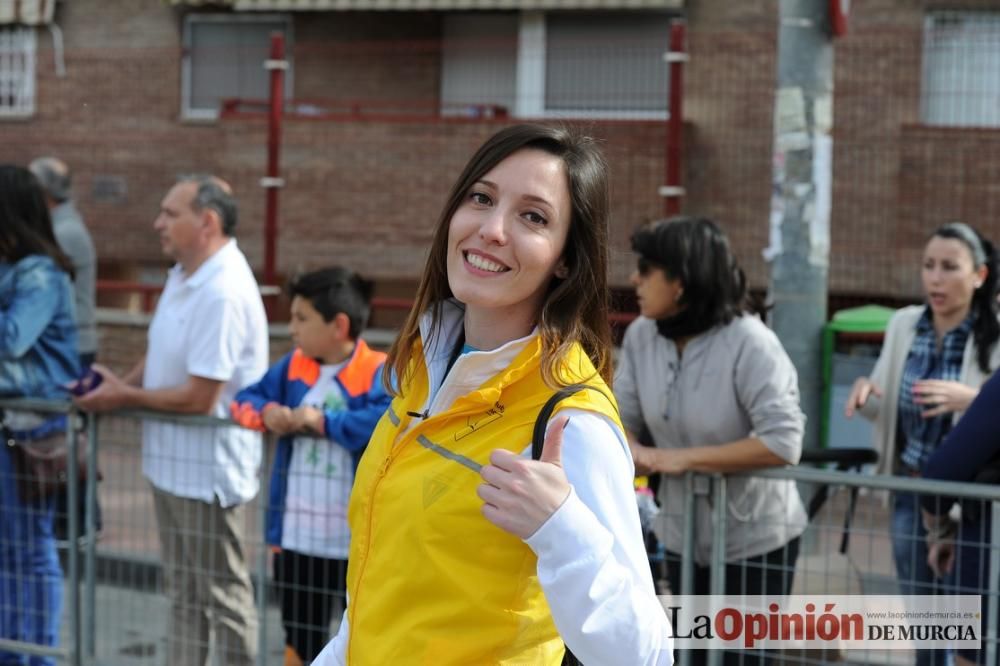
[288,267,374,339]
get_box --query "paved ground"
[60,581,335,666]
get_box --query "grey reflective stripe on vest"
[386,406,481,472]
[416,435,482,473]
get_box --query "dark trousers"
[273,550,347,663]
[665,538,800,666]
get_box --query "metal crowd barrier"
[663,459,1000,666]
[3,396,1000,666]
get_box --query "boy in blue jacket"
[231,267,389,666]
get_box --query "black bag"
[531,384,616,666]
[3,418,89,503]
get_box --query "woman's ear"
[974,264,988,289]
[554,261,569,279]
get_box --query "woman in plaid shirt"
[845,222,1000,666]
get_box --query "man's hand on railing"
[71,364,130,412]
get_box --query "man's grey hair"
[29,157,72,203]
[178,174,238,236]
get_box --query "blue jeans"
[891,491,952,666]
[0,446,62,666]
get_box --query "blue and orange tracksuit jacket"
[230,339,390,547]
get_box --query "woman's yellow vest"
[345,336,621,665]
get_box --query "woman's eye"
[470,192,491,206]
[524,211,548,225]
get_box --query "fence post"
[84,413,98,659]
[707,475,727,666]
[678,472,696,666]
[262,31,287,288]
[661,20,687,216]
[256,461,269,666]
[66,415,81,666]
[988,500,1000,666]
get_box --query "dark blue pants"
[0,446,62,666]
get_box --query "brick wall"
[4,0,1000,306]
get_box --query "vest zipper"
[347,397,491,661]
[347,451,394,662]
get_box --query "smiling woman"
[312,125,673,666]
[446,148,572,351]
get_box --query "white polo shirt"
[141,239,269,507]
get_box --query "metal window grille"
[181,14,293,121]
[545,11,671,117]
[0,27,36,118]
[922,11,1000,128]
[439,11,672,121]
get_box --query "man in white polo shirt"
[75,175,268,665]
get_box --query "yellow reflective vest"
[345,335,622,665]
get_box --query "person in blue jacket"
[922,368,1000,666]
[231,267,389,666]
[0,165,80,666]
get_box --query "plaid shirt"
[898,307,973,471]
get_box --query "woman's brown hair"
[385,124,613,394]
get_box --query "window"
[0,27,36,118]
[922,12,1000,127]
[182,14,293,120]
[441,14,517,117]
[545,13,670,115]
[441,11,672,120]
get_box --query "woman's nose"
[478,209,507,245]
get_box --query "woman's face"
[630,259,684,320]
[921,236,984,321]
[446,148,571,327]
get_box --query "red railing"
[219,97,511,123]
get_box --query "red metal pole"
[663,21,686,217]
[263,32,286,286]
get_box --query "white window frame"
[0,27,36,119]
[181,13,294,121]
[921,11,1000,128]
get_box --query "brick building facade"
[3,0,1000,309]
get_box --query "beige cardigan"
[859,305,1000,475]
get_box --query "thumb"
[540,414,569,466]
[89,363,112,378]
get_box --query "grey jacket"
[615,315,808,565]
[52,201,97,356]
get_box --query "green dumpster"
[820,305,896,449]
